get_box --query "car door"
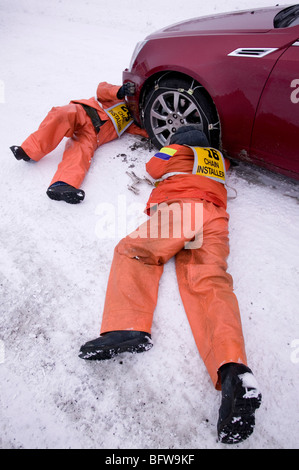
[250,34,299,178]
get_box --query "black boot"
[10,145,31,161]
[46,181,85,204]
[79,330,153,360]
[217,363,262,444]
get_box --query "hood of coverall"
[169,126,210,147]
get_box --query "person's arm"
[146,149,172,179]
[96,81,137,102]
[116,82,135,99]
[126,123,149,138]
[96,82,121,102]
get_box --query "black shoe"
[217,363,262,444]
[46,182,85,204]
[10,145,31,161]
[79,330,153,360]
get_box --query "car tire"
[143,75,220,149]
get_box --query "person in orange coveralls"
[10,82,148,203]
[79,125,262,444]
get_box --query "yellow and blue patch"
[153,146,177,161]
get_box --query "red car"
[123,4,299,181]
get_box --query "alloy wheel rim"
[150,90,203,146]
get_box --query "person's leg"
[10,146,31,161]
[39,106,97,203]
[46,180,86,204]
[11,104,96,203]
[175,201,247,388]
[79,200,195,359]
[20,104,86,161]
[217,362,262,444]
[100,200,198,334]
[78,330,153,360]
[175,200,261,443]
[46,127,97,203]
[49,125,97,190]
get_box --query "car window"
[274,4,299,28]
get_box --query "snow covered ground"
[0,0,298,450]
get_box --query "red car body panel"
[123,5,299,180]
[251,44,299,175]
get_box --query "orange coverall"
[21,82,148,189]
[100,145,247,389]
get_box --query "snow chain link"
[131,74,236,199]
[142,73,220,144]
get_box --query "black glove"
[117,82,136,99]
